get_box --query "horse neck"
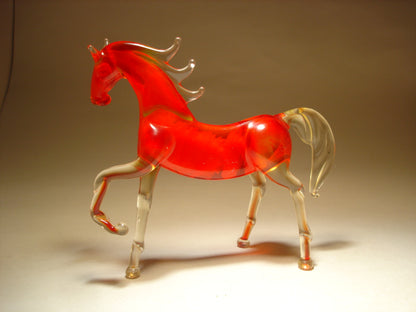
[113,51,195,120]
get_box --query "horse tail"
[281,108,335,198]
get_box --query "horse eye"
[97,65,112,78]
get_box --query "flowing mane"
[112,37,205,104]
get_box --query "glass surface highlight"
[88,38,335,278]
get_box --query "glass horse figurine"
[88,37,335,279]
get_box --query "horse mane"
[113,37,205,104]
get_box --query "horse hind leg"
[237,171,266,248]
[265,162,314,271]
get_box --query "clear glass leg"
[126,241,144,279]
[237,171,266,248]
[125,167,160,279]
[266,162,314,271]
[290,189,314,270]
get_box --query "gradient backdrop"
[0,1,415,311]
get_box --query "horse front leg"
[90,157,154,235]
[237,171,266,248]
[265,162,314,271]
[125,167,160,279]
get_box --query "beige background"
[0,1,415,311]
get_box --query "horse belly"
[161,129,254,180]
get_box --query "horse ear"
[88,45,100,62]
[103,38,109,48]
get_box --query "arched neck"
[113,51,195,121]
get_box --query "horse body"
[88,38,335,278]
[140,110,291,180]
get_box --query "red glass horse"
[88,38,335,278]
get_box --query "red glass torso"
[139,110,291,179]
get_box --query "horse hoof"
[125,267,140,279]
[237,238,250,248]
[298,259,314,271]
[116,223,129,235]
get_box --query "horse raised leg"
[90,157,154,235]
[126,167,160,279]
[265,162,314,271]
[237,171,267,248]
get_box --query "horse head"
[88,39,123,106]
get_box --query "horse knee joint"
[94,176,108,190]
[258,184,266,196]
[299,231,312,239]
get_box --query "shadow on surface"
[85,240,352,286]
[87,277,129,288]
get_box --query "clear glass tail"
[282,108,335,197]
